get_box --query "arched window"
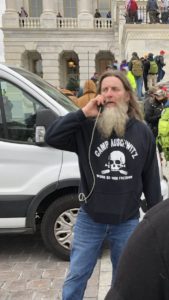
[63,0,77,17]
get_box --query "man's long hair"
[97,70,143,121]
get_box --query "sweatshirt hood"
[83,80,97,94]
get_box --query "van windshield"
[10,67,78,112]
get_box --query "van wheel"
[41,193,80,260]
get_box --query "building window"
[63,0,77,17]
[98,0,111,17]
[29,0,42,17]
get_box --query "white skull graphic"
[108,150,126,172]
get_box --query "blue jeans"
[135,76,143,100]
[157,68,165,82]
[62,208,139,300]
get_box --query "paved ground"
[0,233,111,300]
[0,162,168,300]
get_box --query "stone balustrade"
[94,18,112,29]
[18,17,113,29]
[18,6,169,30]
[19,17,41,28]
[56,17,78,29]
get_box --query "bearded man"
[45,70,162,300]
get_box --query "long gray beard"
[97,102,129,139]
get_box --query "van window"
[10,67,78,113]
[0,80,45,143]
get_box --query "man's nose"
[105,89,113,97]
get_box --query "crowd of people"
[63,50,166,106]
[106,50,166,100]
[125,0,169,24]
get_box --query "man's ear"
[125,91,130,102]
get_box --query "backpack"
[148,61,158,74]
[155,55,165,67]
[155,55,160,64]
[157,108,169,161]
[131,60,143,77]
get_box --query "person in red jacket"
[127,0,138,23]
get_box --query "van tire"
[41,193,80,260]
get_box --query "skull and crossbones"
[101,151,128,175]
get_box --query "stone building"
[1,0,169,88]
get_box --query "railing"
[94,18,112,29]
[120,6,169,24]
[56,18,78,28]
[19,17,112,29]
[19,17,40,28]
[18,7,169,29]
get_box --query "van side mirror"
[35,108,57,145]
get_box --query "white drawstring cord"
[78,107,102,203]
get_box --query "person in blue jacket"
[45,70,162,300]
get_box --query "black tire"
[41,193,80,260]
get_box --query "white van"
[0,64,80,260]
[0,64,168,260]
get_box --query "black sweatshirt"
[45,109,162,224]
[105,199,169,300]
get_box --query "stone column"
[5,0,16,11]
[40,0,56,28]
[112,0,117,23]
[40,47,60,87]
[23,0,29,14]
[56,0,64,16]
[78,50,96,87]
[78,1,91,13]
[78,0,93,28]
[2,0,19,28]
[0,0,6,27]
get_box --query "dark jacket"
[155,55,166,69]
[105,198,169,300]
[144,97,166,138]
[94,11,101,18]
[146,0,158,11]
[143,59,150,76]
[45,109,161,224]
